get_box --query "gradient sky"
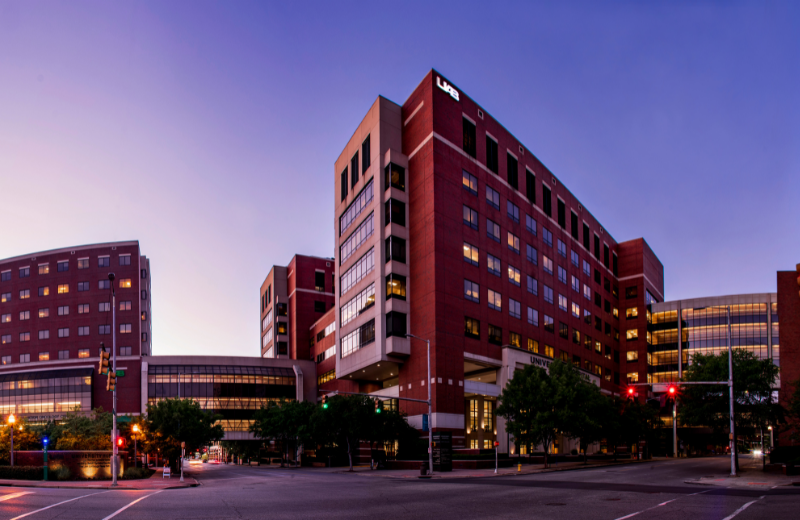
[1,1,798,357]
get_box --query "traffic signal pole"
[727,306,736,477]
[110,273,118,487]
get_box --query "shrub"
[50,467,71,481]
[0,466,43,480]
[769,446,800,465]
[571,449,578,455]
[122,467,154,479]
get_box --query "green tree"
[250,399,316,467]
[619,399,662,459]
[496,360,589,468]
[312,394,374,471]
[42,408,113,451]
[144,398,224,470]
[563,380,608,464]
[363,406,418,468]
[680,349,780,471]
[220,440,262,463]
[0,417,41,465]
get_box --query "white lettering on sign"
[436,77,460,101]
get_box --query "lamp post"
[405,333,433,476]
[132,424,140,468]
[107,272,119,487]
[8,414,15,467]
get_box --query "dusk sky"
[1,1,797,357]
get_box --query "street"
[0,456,797,519]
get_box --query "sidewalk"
[0,468,197,490]
[322,457,665,479]
[684,473,800,489]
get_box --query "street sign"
[422,414,428,432]
[116,370,125,377]
[116,416,132,423]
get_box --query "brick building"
[0,241,152,422]
[259,255,336,360]
[326,70,663,451]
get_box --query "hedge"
[0,466,43,480]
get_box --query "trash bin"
[420,461,429,476]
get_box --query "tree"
[619,399,662,459]
[564,381,608,464]
[250,399,316,467]
[312,394,374,471]
[42,408,113,451]
[0,417,41,465]
[363,407,418,469]
[220,440,262,463]
[496,360,590,468]
[144,398,224,470]
[680,349,780,471]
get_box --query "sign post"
[43,439,48,481]
[181,441,185,482]
[494,441,499,474]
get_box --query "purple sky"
[1,1,797,357]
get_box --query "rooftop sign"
[436,77,459,101]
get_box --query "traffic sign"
[116,370,125,377]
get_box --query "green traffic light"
[376,408,381,414]
[323,403,328,409]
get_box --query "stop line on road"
[1,489,163,520]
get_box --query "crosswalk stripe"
[100,490,163,520]
[0,492,33,502]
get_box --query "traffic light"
[107,370,117,392]
[98,347,110,376]
[627,387,635,399]
[117,437,125,449]
[374,398,382,414]
[321,395,328,409]
[667,385,677,398]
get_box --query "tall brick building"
[0,241,151,422]
[325,70,663,451]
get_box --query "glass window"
[385,235,405,264]
[77,258,89,269]
[507,152,518,189]
[626,329,638,341]
[509,299,521,319]
[119,255,131,266]
[527,307,539,326]
[341,248,375,296]
[526,169,536,203]
[340,283,376,327]
[58,306,69,316]
[542,227,552,247]
[571,302,580,318]
[463,119,476,158]
[558,294,567,312]
[571,250,579,267]
[557,239,566,258]
[525,214,537,236]
[386,274,406,300]
[464,280,480,303]
[526,244,538,265]
[340,212,374,265]
[385,198,405,226]
[487,219,500,242]
[627,351,638,362]
[508,265,520,286]
[38,264,49,275]
[58,328,68,338]
[626,307,638,319]
[507,232,520,254]
[339,180,374,236]
[583,259,590,276]
[386,311,407,338]
[486,185,500,210]
[487,254,501,277]
[559,323,568,339]
[384,163,405,191]
[543,256,553,275]
[485,135,498,173]
[625,286,638,299]
[543,315,554,333]
[488,324,502,345]
[78,349,90,358]
[465,317,480,338]
[57,261,69,272]
[488,289,502,311]
[20,289,30,299]
[462,170,478,195]
[463,242,479,266]
[544,285,553,304]
[527,276,538,296]
[39,308,49,318]
[1,292,9,302]
[584,284,591,301]
[557,266,567,284]
[463,205,479,230]
[507,200,519,223]
[571,275,580,292]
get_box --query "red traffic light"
[117,437,125,448]
[668,385,677,396]
[627,388,635,395]
[493,441,499,447]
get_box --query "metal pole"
[727,306,736,477]
[10,426,13,467]
[427,338,433,476]
[495,443,498,474]
[673,401,677,458]
[112,284,118,486]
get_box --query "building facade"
[328,70,664,451]
[0,241,151,423]
[259,255,336,360]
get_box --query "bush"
[50,467,71,481]
[122,467,154,480]
[0,466,43,480]
[769,446,800,465]
[571,449,579,455]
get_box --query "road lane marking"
[613,494,696,520]
[720,496,765,520]
[10,491,110,520]
[101,490,163,520]
[0,492,33,502]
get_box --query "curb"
[0,480,198,490]
[683,479,795,488]
[340,458,662,480]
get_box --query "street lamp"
[132,424,140,468]
[405,333,433,477]
[8,414,15,467]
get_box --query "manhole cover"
[546,503,566,506]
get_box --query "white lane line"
[613,496,682,520]
[101,490,163,520]
[10,491,110,520]
[0,492,33,502]
[689,490,709,496]
[721,496,765,520]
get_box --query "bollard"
[518,464,521,472]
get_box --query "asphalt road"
[0,456,797,519]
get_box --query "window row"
[1,255,133,281]
[1,324,137,343]
[0,347,133,365]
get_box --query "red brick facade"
[778,269,800,445]
[0,241,150,420]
